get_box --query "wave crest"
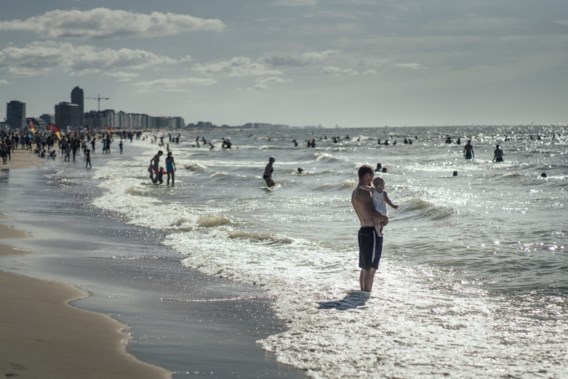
[197,215,231,227]
[229,231,293,244]
[184,163,207,172]
[314,152,343,162]
[401,198,454,220]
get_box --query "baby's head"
[373,176,385,190]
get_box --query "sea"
[2,124,567,378]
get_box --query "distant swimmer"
[453,171,458,177]
[351,165,388,293]
[263,157,276,187]
[297,167,304,174]
[541,172,547,178]
[464,140,474,160]
[493,145,504,162]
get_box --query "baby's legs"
[374,222,385,237]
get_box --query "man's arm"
[353,189,388,225]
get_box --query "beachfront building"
[6,100,26,129]
[84,109,115,130]
[55,102,82,129]
[39,114,54,125]
[70,86,84,126]
[242,122,290,129]
[84,109,185,130]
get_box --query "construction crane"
[85,95,110,112]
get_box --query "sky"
[1,0,567,128]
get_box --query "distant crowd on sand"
[0,129,143,168]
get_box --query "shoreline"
[1,145,306,378]
[0,150,170,379]
[0,147,44,170]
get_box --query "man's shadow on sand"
[318,291,370,310]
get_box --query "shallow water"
[7,124,568,378]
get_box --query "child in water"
[370,176,398,236]
[153,167,166,185]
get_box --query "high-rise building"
[70,86,84,126]
[55,102,81,129]
[6,100,26,129]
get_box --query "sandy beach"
[0,149,170,379]
[0,147,43,170]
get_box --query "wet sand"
[0,149,170,379]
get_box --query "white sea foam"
[88,127,568,378]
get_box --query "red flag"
[47,123,62,141]
[27,118,37,134]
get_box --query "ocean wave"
[209,171,229,178]
[228,230,294,244]
[169,217,196,231]
[184,163,207,172]
[314,179,357,191]
[197,215,231,227]
[314,152,345,162]
[399,198,455,220]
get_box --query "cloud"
[0,79,7,85]
[0,8,224,39]
[0,41,181,77]
[264,50,337,67]
[192,57,282,77]
[251,76,292,91]
[395,62,422,70]
[273,0,318,6]
[322,66,359,76]
[135,77,218,93]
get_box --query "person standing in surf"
[351,165,388,293]
[464,139,474,160]
[165,151,176,186]
[493,144,504,162]
[370,176,398,236]
[149,150,163,184]
[263,157,276,188]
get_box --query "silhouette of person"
[263,157,276,187]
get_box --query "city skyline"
[1,1,567,128]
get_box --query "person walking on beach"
[464,140,474,160]
[165,151,176,186]
[263,157,276,188]
[351,165,389,293]
[0,140,8,164]
[493,144,504,162]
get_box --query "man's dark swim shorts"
[358,227,383,269]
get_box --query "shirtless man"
[351,165,389,292]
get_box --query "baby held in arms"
[370,176,398,236]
